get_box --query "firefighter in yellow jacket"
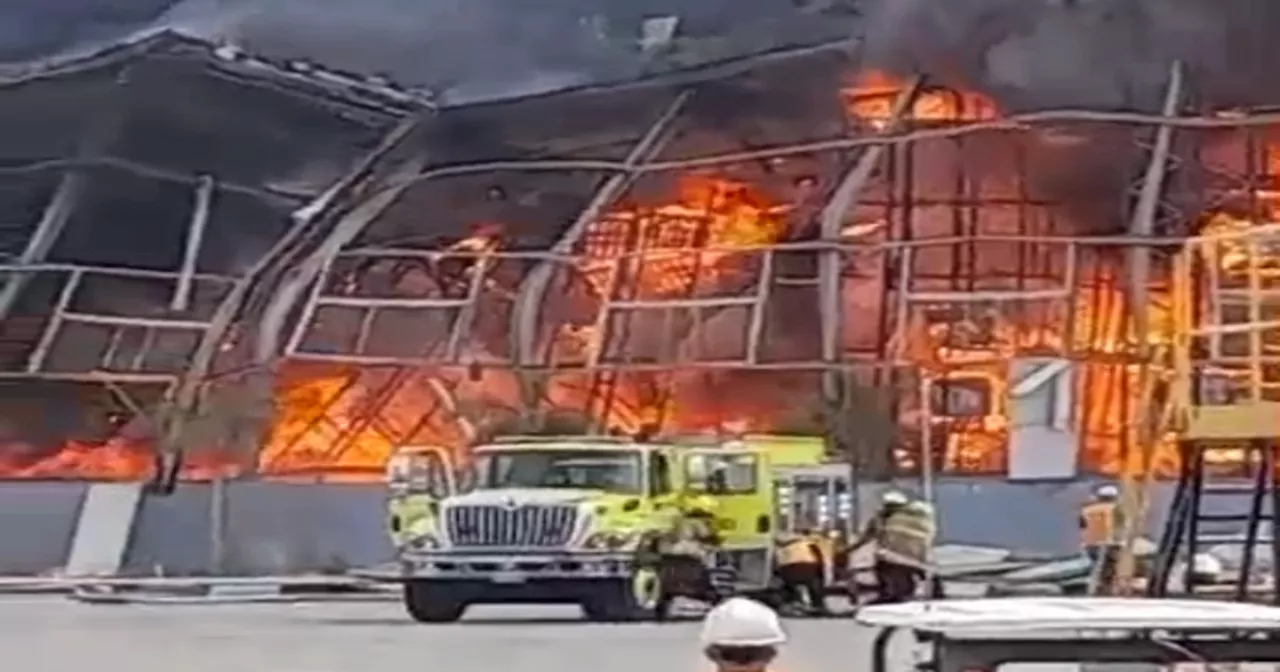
[848,490,936,604]
[656,496,721,608]
[775,528,828,615]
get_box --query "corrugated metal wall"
[0,478,1217,575]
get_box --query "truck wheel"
[581,574,659,622]
[402,581,466,623]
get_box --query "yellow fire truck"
[380,433,847,622]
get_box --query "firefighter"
[775,527,828,615]
[657,495,721,609]
[1080,483,1121,589]
[848,490,936,604]
[700,597,786,672]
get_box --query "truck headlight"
[584,531,637,551]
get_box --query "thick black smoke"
[0,0,818,102]
[862,0,1280,111]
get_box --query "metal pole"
[818,79,922,402]
[919,374,934,505]
[1114,61,1184,594]
[171,175,215,312]
[209,477,229,574]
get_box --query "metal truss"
[260,365,475,475]
[12,46,1272,481]
[0,263,236,382]
[284,246,495,365]
[0,170,240,385]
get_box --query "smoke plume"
[0,0,819,103]
[861,0,1280,111]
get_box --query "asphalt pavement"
[0,596,861,672]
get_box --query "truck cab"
[386,435,776,623]
[385,444,456,550]
[853,597,1280,672]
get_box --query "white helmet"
[1094,484,1119,500]
[700,597,787,647]
[881,490,909,506]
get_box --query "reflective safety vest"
[1080,501,1118,546]
[664,516,715,560]
[777,536,820,566]
[878,501,936,565]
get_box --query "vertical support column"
[171,175,216,312]
[1114,61,1184,595]
[0,71,127,320]
[817,81,920,401]
[210,476,229,574]
[446,252,494,362]
[26,269,82,373]
[0,174,84,320]
[818,82,919,478]
[745,249,773,364]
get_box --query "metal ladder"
[1148,442,1280,601]
[1147,223,1280,601]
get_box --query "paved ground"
[0,596,860,672]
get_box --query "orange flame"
[7,72,1272,483]
[579,175,790,298]
[844,71,998,127]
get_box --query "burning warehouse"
[1,15,1280,494]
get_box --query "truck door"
[682,448,773,547]
[387,446,456,499]
[387,446,456,544]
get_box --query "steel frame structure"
[0,32,432,482]
[6,36,1280,492]
[179,58,1280,480]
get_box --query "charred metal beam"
[25,269,81,373]
[510,91,691,367]
[0,70,132,320]
[152,113,431,490]
[269,157,430,362]
[446,255,493,362]
[1115,60,1185,593]
[1128,62,1184,342]
[746,250,775,365]
[817,78,921,400]
[170,175,216,312]
[257,154,429,364]
[0,174,84,320]
[0,157,306,204]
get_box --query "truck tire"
[402,581,466,623]
[581,576,659,622]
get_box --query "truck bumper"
[390,550,636,582]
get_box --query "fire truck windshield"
[474,449,643,494]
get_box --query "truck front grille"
[444,504,577,547]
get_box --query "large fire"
[3,70,1277,482]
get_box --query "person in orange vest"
[775,527,827,615]
[1080,484,1120,553]
[1080,483,1122,587]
